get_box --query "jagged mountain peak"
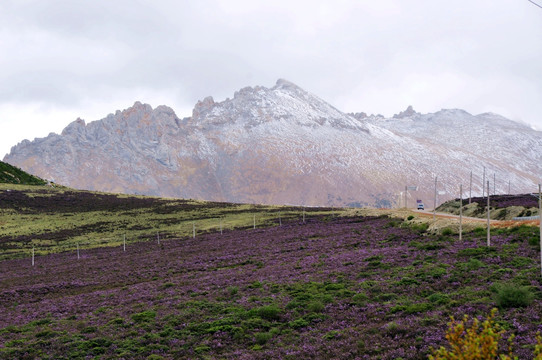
[119,101,154,117]
[4,80,542,208]
[56,102,181,143]
[61,118,86,136]
[434,108,472,117]
[191,79,367,131]
[393,105,419,119]
[273,78,303,90]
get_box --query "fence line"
[19,209,323,263]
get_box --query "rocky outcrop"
[393,105,418,119]
[4,80,542,208]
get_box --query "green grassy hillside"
[0,184,334,260]
[0,161,47,185]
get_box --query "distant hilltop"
[0,160,46,185]
[4,79,542,207]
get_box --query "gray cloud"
[1,0,542,157]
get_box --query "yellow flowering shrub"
[429,308,517,360]
[535,333,542,360]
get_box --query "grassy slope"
[0,184,333,260]
[437,194,540,220]
[1,187,542,358]
[0,161,47,185]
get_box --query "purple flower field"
[1,215,542,359]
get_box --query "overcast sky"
[1,0,541,158]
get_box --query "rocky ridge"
[4,79,542,207]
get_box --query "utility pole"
[459,184,463,241]
[487,180,490,247]
[539,184,541,277]
[482,166,486,198]
[405,185,408,209]
[469,171,473,204]
[433,176,437,220]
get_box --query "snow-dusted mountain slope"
[4,80,542,207]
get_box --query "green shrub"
[81,326,97,333]
[248,281,262,289]
[473,227,486,235]
[323,330,340,340]
[414,242,445,251]
[428,293,450,305]
[528,235,540,247]
[466,258,485,270]
[407,215,415,220]
[289,318,309,329]
[385,321,407,336]
[493,283,534,308]
[377,293,397,301]
[396,277,420,286]
[160,282,174,290]
[351,293,368,306]
[108,318,125,326]
[510,256,534,268]
[194,345,210,354]
[35,329,57,338]
[442,228,453,236]
[131,310,156,323]
[430,267,447,279]
[411,223,429,233]
[146,355,165,360]
[404,302,432,314]
[227,286,239,296]
[255,332,273,345]
[458,247,496,258]
[255,305,281,320]
[324,282,345,291]
[307,301,325,313]
[385,220,401,228]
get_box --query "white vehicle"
[417,201,424,210]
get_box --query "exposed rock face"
[4,80,542,207]
[393,105,418,119]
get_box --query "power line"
[528,0,542,9]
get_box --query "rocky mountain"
[4,79,542,207]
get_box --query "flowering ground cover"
[1,212,542,359]
[469,194,539,210]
